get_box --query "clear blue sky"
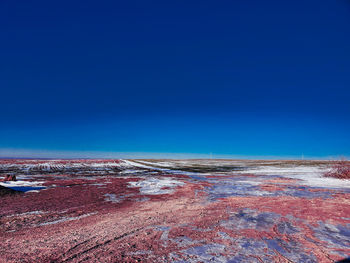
[1,0,350,158]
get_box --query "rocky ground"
[0,159,349,262]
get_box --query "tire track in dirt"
[58,227,144,262]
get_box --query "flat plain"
[1,159,349,262]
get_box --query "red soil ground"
[1,159,350,262]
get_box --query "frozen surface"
[128,177,184,195]
[1,159,350,263]
[239,165,350,188]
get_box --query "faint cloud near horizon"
[0,148,343,160]
[0,148,215,159]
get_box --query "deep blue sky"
[1,0,350,158]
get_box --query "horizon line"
[0,148,347,160]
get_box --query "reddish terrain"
[0,159,349,262]
[325,160,350,179]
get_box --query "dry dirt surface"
[0,159,349,263]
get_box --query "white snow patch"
[7,211,47,218]
[121,160,153,169]
[239,166,326,176]
[39,212,97,226]
[128,177,184,195]
[135,160,173,168]
[25,190,40,193]
[104,193,123,203]
[240,166,350,188]
[0,180,44,187]
[120,169,146,174]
